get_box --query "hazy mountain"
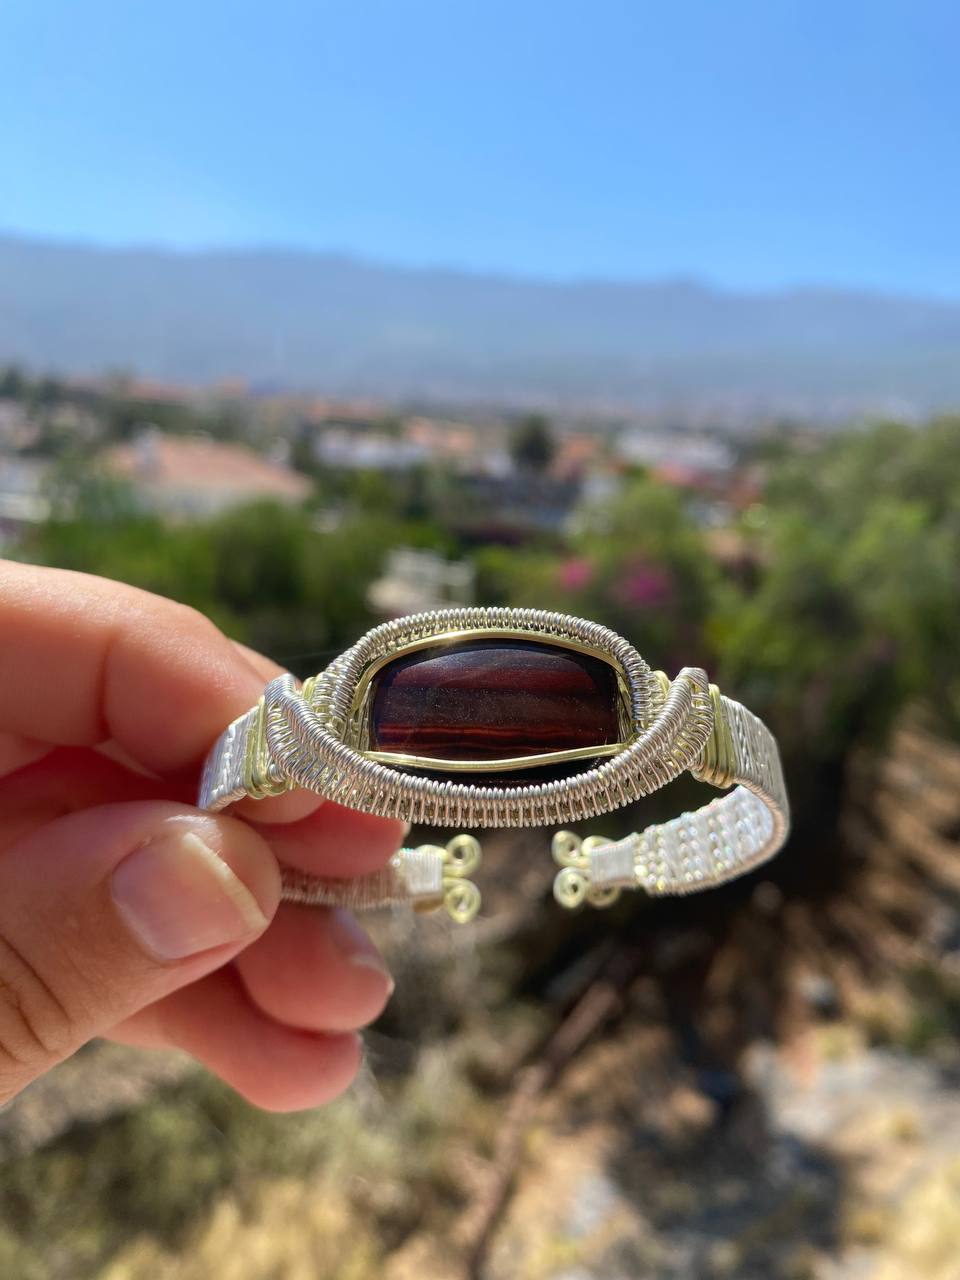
[2,233,960,415]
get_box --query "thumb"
[0,801,279,1102]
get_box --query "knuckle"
[133,591,218,649]
[156,599,232,663]
[163,597,219,639]
[0,933,76,1084]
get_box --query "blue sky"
[1,0,958,297]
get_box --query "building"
[617,429,734,475]
[106,429,312,520]
[367,547,475,616]
[0,456,50,549]
[313,429,429,472]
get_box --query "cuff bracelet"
[199,609,789,923]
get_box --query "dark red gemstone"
[367,638,621,775]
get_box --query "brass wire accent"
[360,741,629,774]
[693,684,738,789]
[242,696,289,801]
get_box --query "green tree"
[718,416,960,757]
[0,364,26,399]
[495,473,718,670]
[510,413,556,473]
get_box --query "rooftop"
[106,430,312,516]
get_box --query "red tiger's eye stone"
[367,639,621,770]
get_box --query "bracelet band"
[199,609,789,922]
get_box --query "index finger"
[0,560,269,777]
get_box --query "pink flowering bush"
[612,559,674,609]
[556,556,594,592]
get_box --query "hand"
[0,560,403,1111]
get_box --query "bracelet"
[199,609,789,922]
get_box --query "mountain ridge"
[2,233,959,415]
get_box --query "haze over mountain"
[2,234,960,417]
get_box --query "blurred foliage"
[717,417,960,759]
[19,460,445,672]
[4,371,960,1278]
[485,416,960,774]
[13,411,960,760]
[498,472,719,670]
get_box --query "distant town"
[0,363,813,616]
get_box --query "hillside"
[2,234,960,414]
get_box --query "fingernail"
[112,829,269,961]
[328,908,395,994]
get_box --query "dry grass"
[0,1038,504,1280]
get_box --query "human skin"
[0,560,404,1111]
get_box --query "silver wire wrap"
[280,835,483,924]
[198,609,788,920]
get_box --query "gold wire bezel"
[345,626,636,776]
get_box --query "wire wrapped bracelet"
[199,609,789,922]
